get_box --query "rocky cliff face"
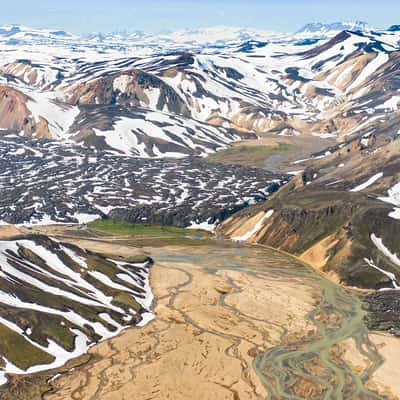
[109,202,255,229]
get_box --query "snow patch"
[378,182,400,220]
[371,234,400,268]
[187,219,217,233]
[350,172,383,192]
[233,210,274,242]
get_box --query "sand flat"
[43,242,316,400]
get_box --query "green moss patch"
[88,219,210,239]
[206,143,291,167]
[0,324,54,370]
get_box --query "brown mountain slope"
[220,136,400,290]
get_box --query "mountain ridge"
[296,21,370,34]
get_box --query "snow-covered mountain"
[1,23,400,222]
[0,22,375,54]
[1,24,400,157]
[297,21,370,35]
[388,24,400,32]
[7,24,392,235]
[0,25,77,40]
[0,24,282,54]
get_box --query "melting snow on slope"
[379,182,400,220]
[94,117,147,157]
[0,238,154,385]
[364,233,400,289]
[376,96,400,111]
[371,234,400,268]
[389,208,400,219]
[93,114,232,158]
[297,33,372,73]
[233,210,274,242]
[26,91,80,139]
[348,53,389,93]
[70,213,100,224]
[364,258,399,289]
[350,172,383,192]
[0,316,90,375]
[287,170,304,176]
[187,218,217,233]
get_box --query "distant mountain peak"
[388,25,400,32]
[0,24,75,39]
[297,21,370,34]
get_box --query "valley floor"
[1,225,398,400]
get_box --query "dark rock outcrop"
[363,291,400,336]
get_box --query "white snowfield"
[187,218,218,233]
[364,258,399,289]
[347,53,389,92]
[91,112,236,158]
[0,237,154,385]
[26,91,80,138]
[389,208,400,219]
[371,234,400,269]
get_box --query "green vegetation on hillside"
[88,219,210,239]
[206,143,291,166]
[0,324,54,370]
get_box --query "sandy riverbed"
[42,240,316,400]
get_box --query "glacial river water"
[152,242,385,400]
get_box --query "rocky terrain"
[0,134,285,227]
[0,23,399,229]
[364,290,400,335]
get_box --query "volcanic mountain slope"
[0,134,286,227]
[1,59,65,88]
[0,234,153,385]
[220,122,400,291]
[0,79,241,157]
[66,105,242,157]
[1,25,400,158]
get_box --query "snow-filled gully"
[364,234,400,290]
